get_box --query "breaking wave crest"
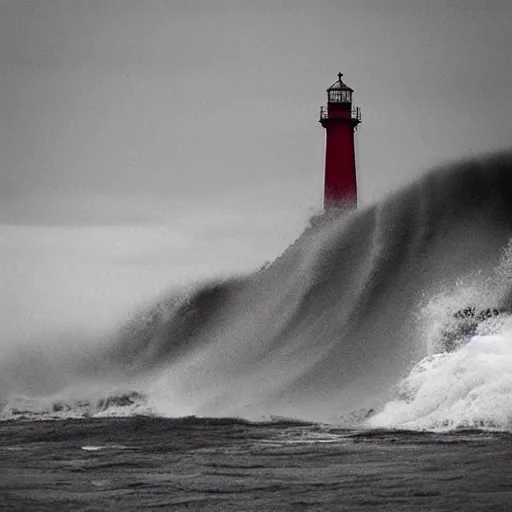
[3,151,512,430]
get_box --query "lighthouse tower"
[320,72,361,208]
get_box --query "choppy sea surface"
[4,152,512,510]
[3,417,512,511]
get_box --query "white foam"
[0,387,152,421]
[81,445,127,451]
[367,330,512,431]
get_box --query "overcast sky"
[2,0,512,341]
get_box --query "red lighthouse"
[320,72,361,208]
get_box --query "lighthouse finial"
[338,72,343,81]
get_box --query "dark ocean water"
[3,152,512,510]
[2,417,512,511]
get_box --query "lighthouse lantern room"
[320,72,361,208]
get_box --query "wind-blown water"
[3,151,512,431]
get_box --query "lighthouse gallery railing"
[320,105,362,122]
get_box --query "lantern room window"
[328,88,352,104]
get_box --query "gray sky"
[2,0,512,340]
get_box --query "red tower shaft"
[320,73,361,208]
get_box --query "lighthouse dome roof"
[327,72,353,92]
